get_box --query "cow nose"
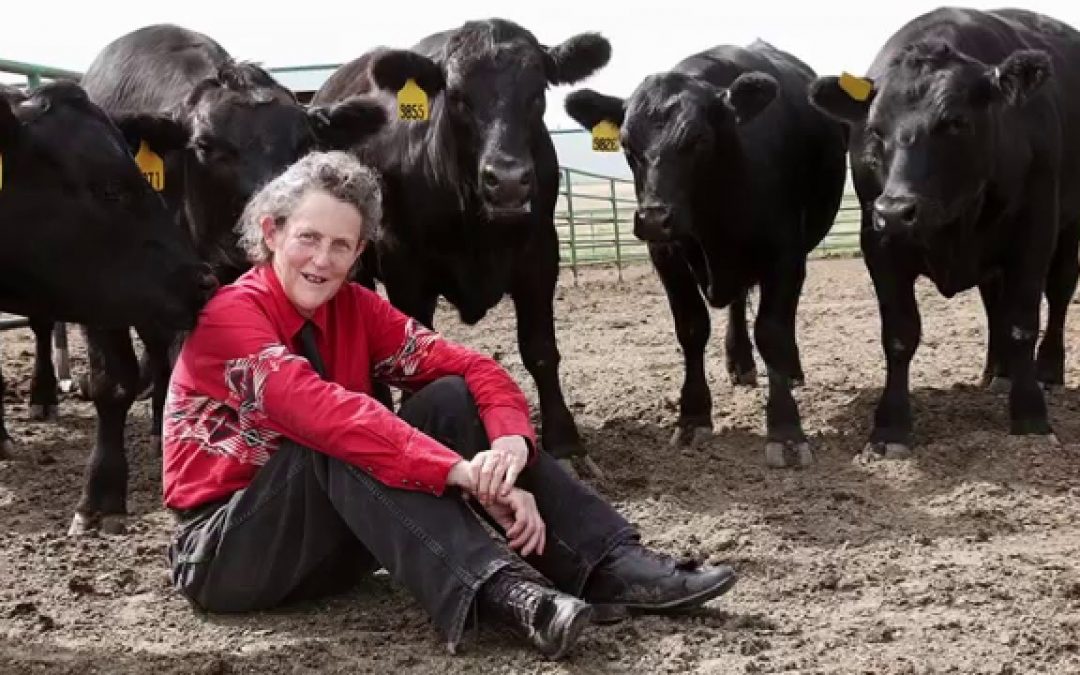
[480,159,534,208]
[634,205,674,241]
[873,194,920,232]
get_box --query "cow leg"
[1035,221,1080,389]
[509,230,582,460]
[53,322,74,393]
[70,326,139,535]
[29,318,59,420]
[725,291,758,386]
[978,278,1010,390]
[0,364,14,459]
[1002,274,1051,436]
[649,243,713,447]
[865,254,920,460]
[756,257,812,468]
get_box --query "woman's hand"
[482,487,546,557]
[446,459,477,493]
[470,435,530,506]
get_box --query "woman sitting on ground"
[162,150,737,659]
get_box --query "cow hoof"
[67,513,98,536]
[100,515,128,535]
[58,378,76,394]
[29,404,58,421]
[729,368,758,387]
[0,438,14,460]
[858,442,912,462]
[988,376,1012,393]
[765,441,813,468]
[75,374,92,400]
[670,425,713,447]
[1040,381,1060,394]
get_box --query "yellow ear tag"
[591,120,620,152]
[838,72,873,102]
[397,79,429,121]
[135,141,164,192]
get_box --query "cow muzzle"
[872,193,921,235]
[480,157,534,218]
[633,205,675,242]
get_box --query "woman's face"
[261,190,365,317]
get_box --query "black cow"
[564,41,847,467]
[0,82,214,457]
[810,7,1080,458]
[60,24,420,534]
[312,19,611,461]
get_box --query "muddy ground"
[2,258,1079,674]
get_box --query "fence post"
[609,177,623,281]
[563,167,579,285]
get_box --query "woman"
[162,151,737,660]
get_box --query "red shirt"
[162,264,537,510]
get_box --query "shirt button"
[401,479,408,485]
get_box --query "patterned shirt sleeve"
[361,287,538,456]
[174,296,463,494]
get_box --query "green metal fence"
[0,58,80,87]
[554,166,863,282]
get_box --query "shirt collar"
[256,264,331,338]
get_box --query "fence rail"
[554,166,862,281]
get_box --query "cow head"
[375,19,611,220]
[182,62,383,195]
[566,71,777,242]
[150,61,386,279]
[0,81,215,329]
[810,40,1051,242]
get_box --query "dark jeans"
[167,376,635,648]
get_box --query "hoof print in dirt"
[857,442,912,463]
[670,425,713,448]
[765,441,812,468]
[32,448,56,466]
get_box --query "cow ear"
[564,88,625,130]
[987,49,1052,107]
[721,72,778,125]
[809,75,875,124]
[545,33,611,85]
[309,96,388,149]
[370,49,445,96]
[112,113,190,156]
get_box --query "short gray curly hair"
[236,151,383,265]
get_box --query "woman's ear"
[260,215,280,253]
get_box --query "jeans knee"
[422,376,475,415]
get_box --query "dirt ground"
[2,258,1079,674]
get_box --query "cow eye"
[936,115,970,135]
[448,91,470,113]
